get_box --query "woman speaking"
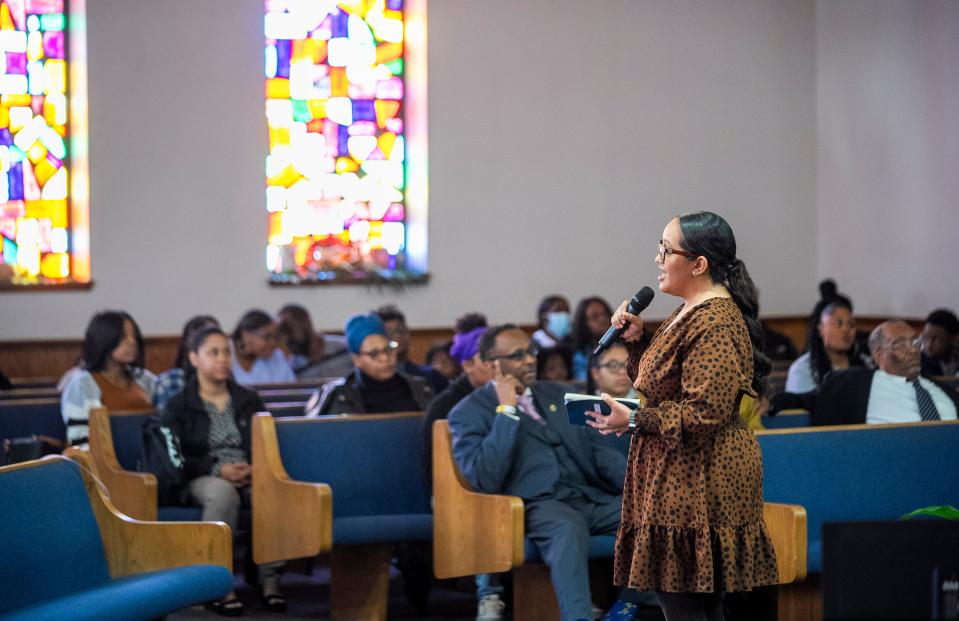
[587,212,778,621]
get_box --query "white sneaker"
[476,593,506,620]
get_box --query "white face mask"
[546,311,572,340]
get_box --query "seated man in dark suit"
[449,325,626,621]
[305,313,433,416]
[771,320,959,425]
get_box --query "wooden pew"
[432,420,806,620]
[0,455,233,619]
[252,412,430,621]
[756,420,959,621]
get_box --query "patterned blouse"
[203,398,247,477]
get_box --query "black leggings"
[656,592,725,621]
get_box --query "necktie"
[911,379,941,421]
[517,394,545,424]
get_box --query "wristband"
[628,408,638,432]
[496,404,519,420]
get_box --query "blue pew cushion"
[0,401,66,442]
[0,459,110,612]
[525,535,617,563]
[0,565,233,621]
[158,506,204,521]
[759,423,959,575]
[109,413,152,472]
[276,415,431,518]
[333,514,433,545]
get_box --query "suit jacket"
[448,380,626,502]
[778,368,959,426]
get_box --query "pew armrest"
[763,501,807,583]
[88,407,158,521]
[252,413,332,565]
[73,453,232,577]
[432,420,525,579]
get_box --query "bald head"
[869,320,921,379]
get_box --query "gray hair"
[868,320,911,356]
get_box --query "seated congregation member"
[772,320,959,425]
[374,304,449,393]
[231,309,295,385]
[586,342,637,399]
[276,303,353,378]
[425,340,461,381]
[421,312,490,478]
[160,326,285,616]
[62,311,156,445]
[570,296,614,381]
[920,308,959,377]
[305,313,433,416]
[785,298,870,392]
[449,325,626,621]
[537,344,574,382]
[532,294,573,349]
[153,314,219,410]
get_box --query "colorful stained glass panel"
[0,0,71,284]
[265,0,412,283]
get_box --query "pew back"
[0,458,110,612]
[757,420,959,572]
[274,413,431,521]
[0,398,65,443]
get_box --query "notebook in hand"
[563,392,645,427]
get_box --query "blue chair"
[0,456,232,621]
[252,412,431,620]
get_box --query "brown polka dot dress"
[615,297,779,593]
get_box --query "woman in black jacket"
[160,326,283,617]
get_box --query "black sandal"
[205,597,244,617]
[261,591,287,613]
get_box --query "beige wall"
[4,0,819,339]
[815,0,959,317]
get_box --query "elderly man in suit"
[771,320,959,425]
[448,324,626,621]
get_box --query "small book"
[563,392,645,427]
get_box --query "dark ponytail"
[677,212,771,396]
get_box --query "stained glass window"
[264,0,426,284]
[0,0,85,287]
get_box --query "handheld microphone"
[593,287,655,356]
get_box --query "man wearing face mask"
[449,324,627,621]
[532,294,573,349]
[771,320,959,426]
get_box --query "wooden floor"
[168,563,478,620]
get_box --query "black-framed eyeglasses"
[658,240,698,263]
[593,360,628,372]
[358,341,399,360]
[487,346,538,362]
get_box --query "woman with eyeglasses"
[305,313,433,416]
[231,309,295,386]
[586,342,637,399]
[586,212,779,621]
